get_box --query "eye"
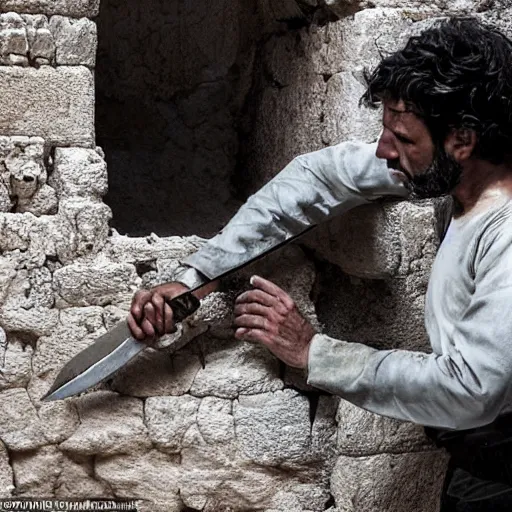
[395,133,414,144]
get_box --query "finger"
[131,290,152,322]
[163,302,176,333]
[234,314,269,332]
[151,293,165,335]
[234,302,278,319]
[140,317,156,338]
[235,289,287,314]
[235,327,272,347]
[143,302,157,332]
[127,314,146,341]
[250,275,295,310]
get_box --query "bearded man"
[128,17,512,511]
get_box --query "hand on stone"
[233,275,316,369]
[127,282,189,341]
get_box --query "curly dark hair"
[361,17,512,164]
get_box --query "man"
[128,17,512,511]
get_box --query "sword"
[41,226,316,401]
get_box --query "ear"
[444,129,477,163]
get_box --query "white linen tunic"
[174,141,512,430]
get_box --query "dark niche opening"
[95,0,261,237]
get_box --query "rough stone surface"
[10,446,63,497]
[0,337,32,391]
[53,259,139,307]
[0,67,94,147]
[307,200,438,280]
[0,136,56,216]
[336,399,435,456]
[95,450,181,509]
[0,442,13,498]
[59,391,151,456]
[0,0,100,17]
[111,348,202,397]
[145,395,200,454]
[49,16,97,67]
[50,148,108,200]
[331,451,449,512]
[55,455,113,498]
[190,337,284,399]
[0,388,46,451]
[234,389,316,468]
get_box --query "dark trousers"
[426,415,512,511]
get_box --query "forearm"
[307,333,507,430]
[182,141,408,280]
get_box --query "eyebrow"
[383,122,415,143]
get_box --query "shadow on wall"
[95,0,261,237]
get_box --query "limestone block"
[0,388,46,451]
[0,337,32,391]
[51,147,107,199]
[326,0,484,16]
[23,14,54,63]
[190,337,283,399]
[308,200,437,280]
[55,455,113,498]
[331,451,449,512]
[0,441,13,498]
[0,214,57,270]
[17,184,57,215]
[0,135,53,215]
[0,13,28,63]
[322,72,381,145]
[53,258,138,307]
[55,199,112,262]
[145,395,200,454]
[315,267,431,352]
[331,9,413,74]
[10,446,63,497]
[0,265,58,336]
[0,0,100,18]
[266,483,332,512]
[38,400,79,444]
[0,183,10,212]
[111,348,202,397]
[234,389,312,468]
[0,67,94,147]
[60,391,150,456]
[0,304,58,337]
[105,231,202,266]
[49,16,97,67]
[336,399,435,455]
[95,450,181,508]
[29,307,105,399]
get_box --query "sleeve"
[180,141,409,281]
[307,219,512,430]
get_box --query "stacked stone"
[0,0,509,511]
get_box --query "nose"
[376,130,399,161]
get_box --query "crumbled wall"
[0,0,509,511]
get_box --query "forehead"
[382,99,428,137]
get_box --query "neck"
[452,159,512,215]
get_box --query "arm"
[175,141,409,287]
[307,220,512,430]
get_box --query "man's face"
[376,100,462,198]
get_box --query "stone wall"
[0,0,509,511]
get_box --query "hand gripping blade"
[41,291,201,402]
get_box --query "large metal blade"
[41,322,145,401]
[41,225,317,402]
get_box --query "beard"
[390,146,463,199]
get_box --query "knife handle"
[166,291,201,323]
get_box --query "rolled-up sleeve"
[308,221,512,430]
